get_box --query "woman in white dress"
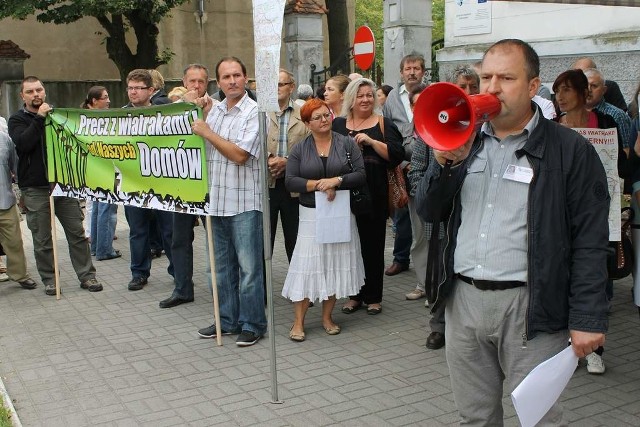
[283,98,366,342]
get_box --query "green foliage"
[0,395,11,427]
[0,1,186,25]
[432,0,445,42]
[431,0,445,81]
[0,0,190,79]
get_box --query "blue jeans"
[90,201,118,259]
[124,206,174,279]
[171,212,196,299]
[211,210,266,335]
[392,206,411,266]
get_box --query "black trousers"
[269,178,299,262]
[352,211,387,304]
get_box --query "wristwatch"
[337,176,343,187]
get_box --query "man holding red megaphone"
[415,39,609,425]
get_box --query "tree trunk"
[96,13,164,81]
[326,0,351,75]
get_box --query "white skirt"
[282,206,365,302]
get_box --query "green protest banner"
[45,103,209,214]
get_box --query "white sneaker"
[0,273,8,282]
[586,352,605,374]
[405,289,426,300]
[424,299,430,308]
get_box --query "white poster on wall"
[454,0,492,37]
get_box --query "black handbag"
[345,150,371,216]
[607,207,634,280]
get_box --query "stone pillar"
[382,0,432,86]
[0,40,30,118]
[284,13,324,92]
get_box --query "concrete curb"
[0,376,21,427]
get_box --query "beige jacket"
[267,103,310,190]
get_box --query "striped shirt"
[276,101,293,157]
[594,98,632,148]
[205,93,262,216]
[454,109,540,283]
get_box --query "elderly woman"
[333,78,404,315]
[324,74,351,118]
[283,98,366,341]
[81,86,120,261]
[167,86,188,102]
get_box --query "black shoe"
[44,283,56,296]
[150,249,163,259]
[18,278,37,289]
[127,276,148,291]
[159,295,194,308]
[236,330,262,347]
[80,278,103,292]
[426,331,445,350]
[197,324,233,339]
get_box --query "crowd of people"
[1,38,639,424]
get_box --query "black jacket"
[151,90,171,105]
[416,108,610,339]
[8,108,49,188]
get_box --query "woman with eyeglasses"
[332,78,404,315]
[82,86,120,261]
[282,98,366,342]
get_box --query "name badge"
[503,164,533,184]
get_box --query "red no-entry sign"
[353,26,375,71]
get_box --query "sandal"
[289,326,305,342]
[324,324,341,335]
[341,301,362,314]
[367,304,382,315]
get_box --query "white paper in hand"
[511,346,578,427]
[315,190,350,243]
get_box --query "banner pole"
[258,111,280,403]
[49,195,61,300]
[205,215,222,346]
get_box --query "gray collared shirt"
[0,131,17,210]
[454,108,540,282]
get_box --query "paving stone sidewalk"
[0,210,639,426]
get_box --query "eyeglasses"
[310,113,332,122]
[278,82,293,87]
[126,86,150,92]
[98,95,110,100]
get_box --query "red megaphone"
[413,82,501,151]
